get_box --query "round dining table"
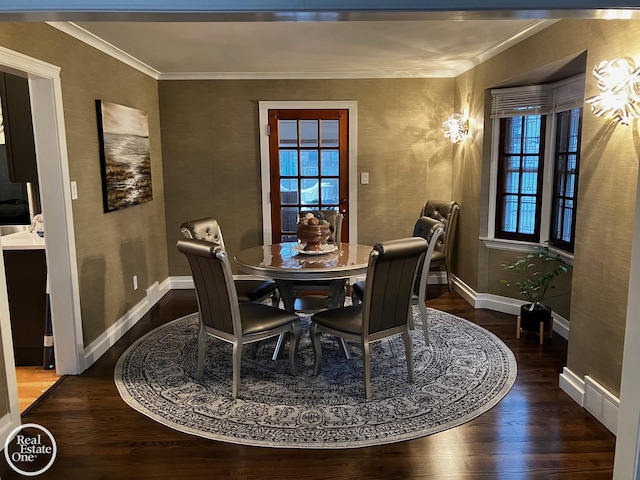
[235,241,373,313]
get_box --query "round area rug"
[115,306,517,449]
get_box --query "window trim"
[480,236,574,265]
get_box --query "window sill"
[480,237,574,266]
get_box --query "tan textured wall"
[0,23,169,347]
[160,78,454,275]
[454,19,640,396]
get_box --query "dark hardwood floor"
[1,286,615,479]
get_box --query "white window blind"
[491,74,585,118]
[553,75,586,112]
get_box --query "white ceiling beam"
[0,1,639,21]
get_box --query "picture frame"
[96,100,152,212]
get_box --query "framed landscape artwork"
[96,100,152,212]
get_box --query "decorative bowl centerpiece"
[296,212,331,251]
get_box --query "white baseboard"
[170,275,194,290]
[559,367,585,406]
[0,412,20,449]
[585,375,620,434]
[82,278,171,368]
[559,368,619,435]
[171,274,265,290]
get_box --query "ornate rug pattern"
[115,306,517,449]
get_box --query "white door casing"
[0,45,83,445]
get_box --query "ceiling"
[48,18,559,80]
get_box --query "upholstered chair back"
[362,237,428,335]
[299,210,343,243]
[420,200,459,258]
[412,216,446,293]
[176,238,239,336]
[180,217,225,248]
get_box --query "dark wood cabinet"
[4,249,47,366]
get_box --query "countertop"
[1,231,46,250]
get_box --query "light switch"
[71,181,78,200]
[360,172,369,185]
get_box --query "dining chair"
[293,209,346,311]
[180,217,279,305]
[351,217,444,343]
[309,237,429,399]
[409,216,445,343]
[299,209,343,244]
[420,200,460,291]
[176,238,301,399]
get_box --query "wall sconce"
[442,111,469,144]
[586,58,640,126]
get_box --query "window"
[550,108,581,253]
[490,76,584,253]
[495,115,546,241]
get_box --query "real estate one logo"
[3,423,57,476]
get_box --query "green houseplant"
[501,244,568,334]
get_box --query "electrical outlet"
[360,172,369,184]
[133,275,138,290]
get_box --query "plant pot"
[519,303,552,333]
[296,223,331,251]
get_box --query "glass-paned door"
[268,109,349,243]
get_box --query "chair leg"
[272,333,285,361]
[445,266,452,291]
[351,291,361,305]
[271,290,280,308]
[197,327,207,381]
[249,342,258,359]
[402,331,415,383]
[310,322,323,376]
[419,303,429,344]
[288,322,301,376]
[363,341,372,400]
[339,338,351,359]
[539,321,545,345]
[232,341,241,399]
[516,315,522,339]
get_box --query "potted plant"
[501,244,568,336]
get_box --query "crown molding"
[47,21,160,79]
[157,70,457,80]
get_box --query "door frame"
[0,46,83,445]
[258,101,358,245]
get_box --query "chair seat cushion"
[311,305,363,335]
[239,302,299,335]
[235,280,277,302]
